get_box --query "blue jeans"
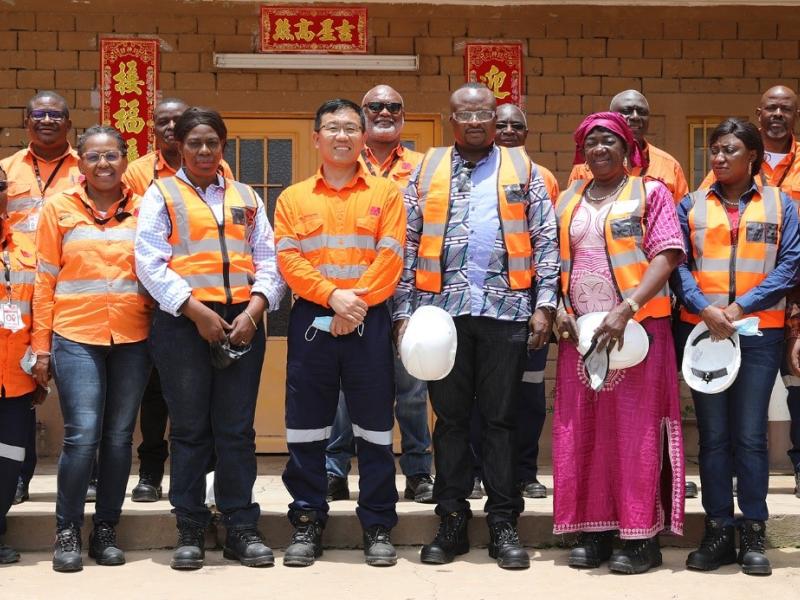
[52,335,151,528]
[678,323,782,526]
[325,355,432,478]
[778,363,800,472]
[0,392,35,536]
[150,303,264,529]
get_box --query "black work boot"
[488,521,530,569]
[568,531,614,568]
[685,481,699,498]
[284,512,324,567]
[608,537,662,574]
[88,522,125,565]
[223,527,274,567]
[326,474,349,502]
[420,510,470,564]
[738,520,771,576]
[13,477,28,505]
[170,523,206,570]
[0,539,20,564]
[404,474,435,504]
[52,525,83,572]
[520,479,547,499]
[686,517,736,571]
[131,473,163,503]
[363,525,397,566]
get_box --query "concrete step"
[7,468,800,552]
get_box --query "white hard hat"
[400,306,457,381]
[682,321,741,394]
[576,312,650,370]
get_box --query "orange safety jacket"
[32,184,151,353]
[556,177,672,322]
[154,176,258,305]
[0,223,37,398]
[414,145,534,293]
[122,149,234,196]
[680,185,785,327]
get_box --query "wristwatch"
[624,297,640,314]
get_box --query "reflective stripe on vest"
[555,176,671,322]
[157,176,257,304]
[415,146,534,293]
[680,185,785,327]
[7,197,43,214]
[55,278,145,296]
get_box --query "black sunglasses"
[363,102,403,115]
[0,181,7,192]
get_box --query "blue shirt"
[670,181,800,323]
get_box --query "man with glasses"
[393,83,559,569]
[274,98,406,567]
[0,91,81,506]
[324,85,434,505]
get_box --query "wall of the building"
[2,1,797,467]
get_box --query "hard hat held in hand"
[400,305,457,381]
[682,321,741,394]
[576,311,649,370]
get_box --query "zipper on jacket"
[728,224,737,305]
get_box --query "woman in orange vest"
[31,126,152,573]
[552,112,686,574]
[134,108,285,571]
[0,164,47,565]
[672,118,800,576]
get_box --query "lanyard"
[361,150,400,179]
[31,155,67,197]
[1,248,12,303]
[761,148,795,189]
[80,195,132,226]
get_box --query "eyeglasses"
[0,181,7,192]
[184,139,222,152]
[496,121,526,131]
[452,110,495,123]
[363,102,403,115]
[28,110,67,122]
[81,151,125,164]
[318,124,363,136]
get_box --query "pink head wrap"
[573,111,645,169]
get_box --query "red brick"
[524,58,543,77]
[0,109,25,128]
[59,32,97,51]
[607,40,643,59]
[217,73,257,91]
[75,14,113,33]
[0,50,36,69]
[529,39,567,58]
[527,76,564,95]
[74,91,96,110]
[703,59,743,78]
[644,40,681,59]
[418,55,439,75]
[620,59,661,77]
[161,53,200,72]
[680,79,722,93]
[0,70,16,88]
[390,21,428,37]
[663,59,703,78]
[376,37,414,55]
[2,90,36,108]
[581,58,621,77]
[778,22,800,40]
[745,60,780,78]
[764,41,799,59]
[439,56,463,75]
[36,51,78,70]
[700,21,737,40]
[114,15,158,34]
[0,32,16,51]
[723,41,762,59]
[416,37,452,56]
[782,60,800,78]
[17,70,54,89]
[527,115,558,134]
[175,73,215,90]
[178,35,215,53]
[37,13,74,32]
[564,76,601,95]
[683,41,722,59]
[6,12,35,31]
[717,78,760,94]
[467,20,509,38]
[738,21,777,40]
[430,20,467,37]
[158,73,175,90]
[558,113,587,133]
[237,17,261,37]
[642,77,680,94]
[69,109,98,129]
[601,77,642,95]
[663,21,699,40]
[79,51,100,71]
[55,70,95,90]
[19,32,58,51]
[567,39,605,58]
[524,96,545,114]
[158,17,197,34]
[545,20,583,38]
[545,96,581,115]
[215,35,254,53]
[198,17,236,35]
[540,132,575,152]
[541,57,581,77]
[418,75,449,92]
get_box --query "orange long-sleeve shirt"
[273,164,406,308]
[569,140,688,203]
[122,149,234,196]
[358,144,423,191]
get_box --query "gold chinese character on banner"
[294,18,315,42]
[335,19,355,42]
[126,137,140,161]
[481,65,510,100]
[273,18,294,41]
[317,18,336,42]
[112,60,144,95]
[113,99,145,134]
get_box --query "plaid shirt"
[393,145,559,322]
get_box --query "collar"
[453,143,498,168]
[314,162,369,193]
[758,132,797,158]
[68,181,134,216]
[176,167,224,191]
[362,143,405,165]
[26,143,76,163]
[155,150,180,175]
[709,179,759,204]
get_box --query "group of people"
[0,79,799,580]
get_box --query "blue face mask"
[733,316,762,337]
[312,316,333,332]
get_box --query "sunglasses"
[82,151,125,164]
[363,102,403,115]
[0,181,7,192]
[452,110,495,123]
[496,121,526,131]
[28,109,67,122]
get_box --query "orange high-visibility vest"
[0,227,37,398]
[155,176,258,304]
[556,177,672,322]
[680,185,785,327]
[414,145,533,293]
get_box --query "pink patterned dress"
[552,180,686,539]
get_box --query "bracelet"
[624,297,640,314]
[243,309,258,329]
[35,352,51,358]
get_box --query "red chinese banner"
[260,6,367,53]
[100,38,159,161]
[465,43,523,107]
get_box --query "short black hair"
[76,125,126,156]
[314,99,365,132]
[173,107,227,144]
[26,90,70,118]
[709,118,764,178]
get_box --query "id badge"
[1,302,23,332]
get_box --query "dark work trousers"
[150,302,264,530]
[778,364,800,473]
[429,315,528,524]
[19,407,36,485]
[470,344,549,483]
[136,370,169,479]
[0,393,35,536]
[282,299,398,530]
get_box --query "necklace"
[720,197,739,207]
[585,175,628,202]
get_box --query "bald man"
[569,90,689,203]
[324,85,434,505]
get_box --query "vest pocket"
[609,216,644,240]
[503,183,527,204]
[746,221,778,244]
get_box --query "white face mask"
[733,316,762,337]
[20,346,36,375]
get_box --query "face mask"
[20,346,36,375]
[209,337,251,370]
[305,316,333,341]
[733,316,762,337]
